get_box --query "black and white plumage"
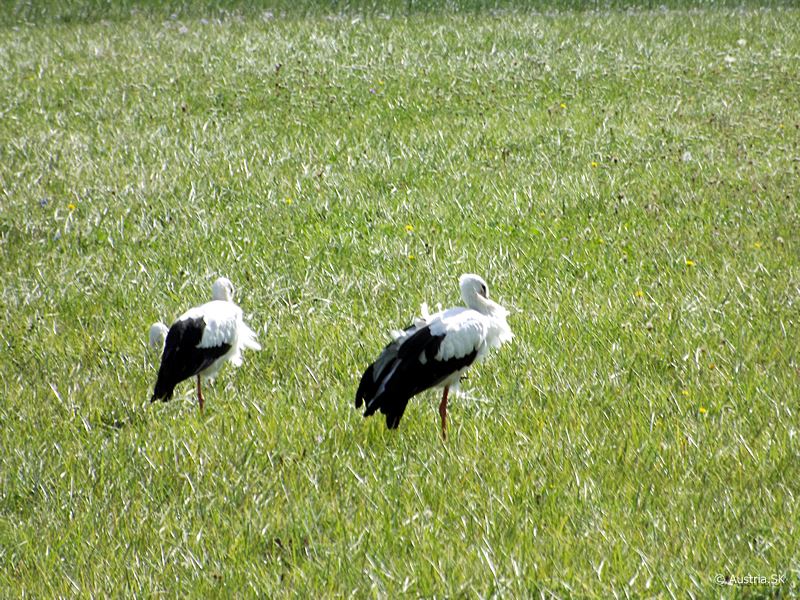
[151,277,261,411]
[147,277,226,351]
[356,274,512,439]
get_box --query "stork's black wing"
[151,317,231,402]
[356,324,478,429]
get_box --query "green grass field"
[1,1,798,596]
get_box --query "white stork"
[151,277,261,412]
[356,274,512,439]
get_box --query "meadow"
[0,1,798,596]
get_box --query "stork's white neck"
[463,291,481,312]
[463,290,508,320]
[461,290,490,315]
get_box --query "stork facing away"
[151,277,261,412]
[356,274,512,439]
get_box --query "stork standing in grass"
[151,277,261,412]
[356,274,512,439]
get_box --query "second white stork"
[151,277,261,412]
[356,273,512,439]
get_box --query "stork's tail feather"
[240,323,261,351]
[356,349,414,429]
[383,405,405,429]
[357,384,409,428]
[228,322,261,368]
[355,364,374,409]
[150,377,174,403]
[363,398,380,417]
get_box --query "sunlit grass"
[1,3,798,597]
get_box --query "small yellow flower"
[753,242,762,249]
[560,102,567,109]
[709,363,715,370]
[685,259,695,267]
[591,161,599,168]
[635,290,644,298]
[378,80,384,85]
[681,389,689,397]
[699,406,707,414]
[68,203,76,211]
[408,254,415,260]
[405,224,414,233]
[285,198,292,205]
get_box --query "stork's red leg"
[197,375,205,413]
[438,386,449,441]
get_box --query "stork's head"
[459,273,489,308]
[148,322,169,350]
[212,277,235,302]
